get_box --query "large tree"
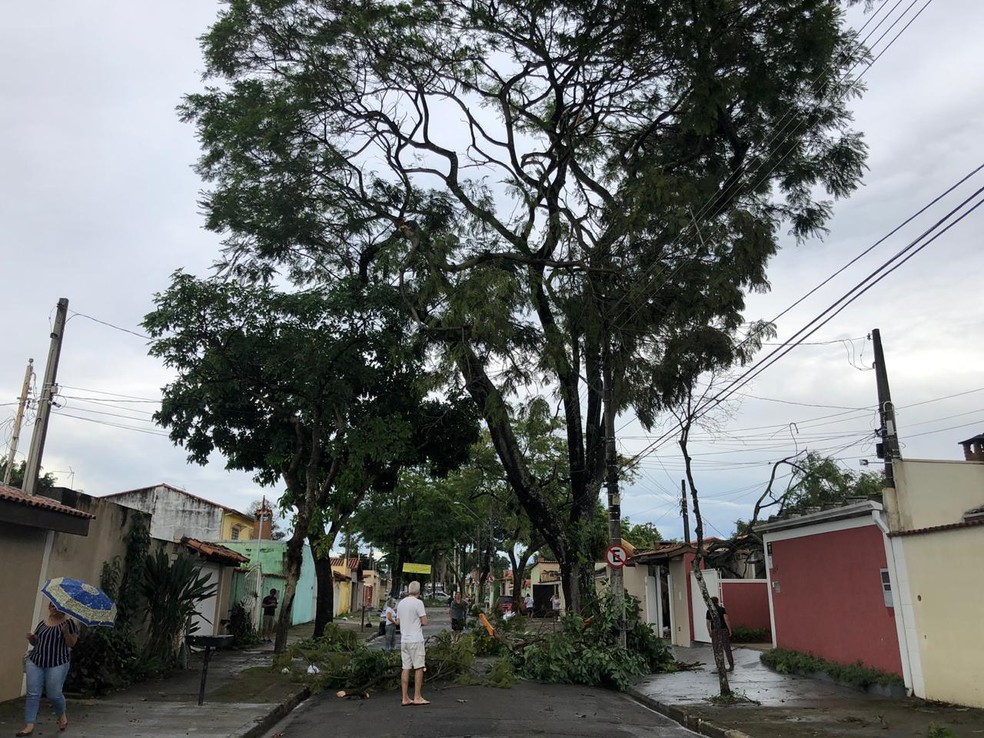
[144,273,469,648]
[183,0,868,612]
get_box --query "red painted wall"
[720,581,770,631]
[769,523,902,676]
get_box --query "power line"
[51,411,171,437]
[627,176,984,465]
[67,311,151,341]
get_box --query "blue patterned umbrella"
[41,577,117,627]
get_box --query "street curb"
[627,687,755,738]
[239,685,312,738]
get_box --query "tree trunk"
[455,343,600,614]
[275,521,305,653]
[681,419,731,696]
[310,548,337,638]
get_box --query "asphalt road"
[264,681,701,738]
[270,606,698,737]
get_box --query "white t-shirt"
[384,605,397,624]
[396,596,427,643]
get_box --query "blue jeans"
[24,659,70,724]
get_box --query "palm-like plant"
[140,550,217,666]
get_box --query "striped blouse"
[29,619,77,669]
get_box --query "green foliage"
[621,518,663,552]
[140,550,218,667]
[730,626,771,644]
[782,452,886,516]
[488,656,518,688]
[286,628,476,693]
[65,627,140,696]
[0,459,56,489]
[228,601,261,648]
[184,0,871,616]
[472,625,507,657]
[64,515,154,694]
[927,724,958,738]
[761,648,903,689]
[520,594,672,691]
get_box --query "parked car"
[496,595,517,613]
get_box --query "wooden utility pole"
[871,329,900,486]
[681,479,691,545]
[602,328,626,648]
[3,359,34,486]
[24,299,69,495]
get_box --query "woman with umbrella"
[17,577,116,736]
[17,600,77,736]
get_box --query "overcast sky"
[2,1,983,544]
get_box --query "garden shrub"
[761,648,903,688]
[730,626,770,643]
[519,593,673,691]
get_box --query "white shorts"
[401,641,426,670]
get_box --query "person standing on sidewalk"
[18,601,78,736]
[396,581,429,706]
[524,593,534,618]
[262,588,278,643]
[705,596,735,671]
[383,598,398,651]
[448,592,467,643]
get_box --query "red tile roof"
[182,537,250,565]
[628,542,695,563]
[0,484,94,519]
[330,557,361,570]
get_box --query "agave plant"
[140,550,217,666]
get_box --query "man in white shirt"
[395,580,429,705]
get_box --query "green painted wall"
[222,540,316,625]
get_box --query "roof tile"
[0,484,94,519]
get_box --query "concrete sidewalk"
[0,646,307,738]
[631,644,984,738]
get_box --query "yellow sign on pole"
[403,563,432,574]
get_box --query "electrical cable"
[624,179,984,466]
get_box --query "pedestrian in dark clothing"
[705,596,734,671]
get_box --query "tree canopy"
[144,272,477,643]
[183,0,869,611]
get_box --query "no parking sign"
[605,545,627,569]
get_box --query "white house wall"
[110,486,224,541]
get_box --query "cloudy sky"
[2,1,982,543]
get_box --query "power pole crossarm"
[23,298,69,495]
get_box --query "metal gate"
[690,569,721,643]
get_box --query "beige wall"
[0,525,47,702]
[622,565,644,614]
[892,459,984,530]
[47,497,146,585]
[900,526,984,707]
[668,558,692,646]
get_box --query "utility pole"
[871,329,900,487]
[23,299,69,495]
[602,327,626,648]
[681,479,691,545]
[3,359,34,486]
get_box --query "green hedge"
[761,648,903,689]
